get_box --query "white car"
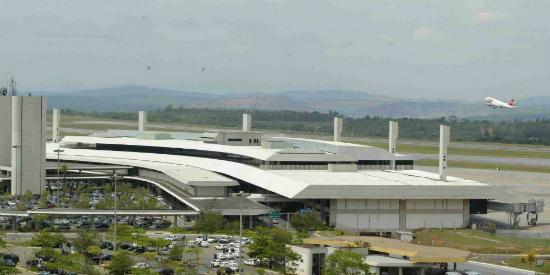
[195,236,205,242]
[464,272,482,275]
[207,237,217,243]
[227,262,239,272]
[200,241,209,248]
[218,236,231,243]
[216,253,228,260]
[132,262,150,269]
[228,242,241,248]
[215,244,228,250]
[164,235,176,241]
[210,259,222,268]
[244,258,260,266]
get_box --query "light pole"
[110,173,124,253]
[53,149,64,205]
[232,191,249,275]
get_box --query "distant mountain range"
[33,85,550,120]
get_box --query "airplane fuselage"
[485,97,516,109]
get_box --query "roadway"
[457,261,535,275]
[411,153,550,167]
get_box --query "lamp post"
[53,149,64,205]
[232,191,249,275]
[110,173,124,253]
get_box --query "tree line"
[60,106,550,145]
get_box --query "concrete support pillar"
[398,267,403,275]
[333,117,343,142]
[171,215,178,227]
[420,268,426,275]
[11,96,22,196]
[138,111,147,132]
[389,121,398,169]
[242,113,251,132]
[249,215,253,229]
[463,199,470,228]
[52,108,60,143]
[439,125,450,181]
[399,199,407,231]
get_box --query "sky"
[0,0,549,100]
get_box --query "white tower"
[52,109,60,142]
[439,125,450,181]
[333,117,343,142]
[242,113,251,132]
[138,111,147,132]
[389,121,399,169]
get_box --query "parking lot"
[2,231,261,274]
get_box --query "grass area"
[499,257,550,273]
[416,159,550,173]
[355,141,550,159]
[414,229,550,254]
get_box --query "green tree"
[75,193,91,209]
[107,251,134,275]
[31,230,66,249]
[134,187,148,210]
[248,227,301,272]
[324,250,371,275]
[290,211,325,234]
[168,245,185,261]
[193,211,224,235]
[73,229,100,254]
[38,191,49,208]
[21,190,33,203]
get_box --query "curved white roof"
[46,143,496,200]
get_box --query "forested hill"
[62,106,550,145]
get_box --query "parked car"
[132,262,150,269]
[200,241,209,248]
[244,258,260,266]
[210,259,222,268]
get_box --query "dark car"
[100,254,113,261]
[95,223,110,230]
[0,253,19,267]
[26,259,39,268]
[100,241,114,250]
[159,268,175,275]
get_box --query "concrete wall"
[194,186,226,196]
[0,98,12,168]
[0,97,46,195]
[330,199,468,232]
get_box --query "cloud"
[413,27,434,39]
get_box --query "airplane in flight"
[485,97,517,109]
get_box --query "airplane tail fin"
[508,99,516,107]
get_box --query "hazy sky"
[1,0,549,99]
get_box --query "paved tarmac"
[418,166,550,230]
[412,153,550,167]
[457,261,535,275]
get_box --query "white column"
[389,121,398,169]
[52,108,60,142]
[439,125,450,181]
[11,96,22,195]
[333,117,343,142]
[242,113,251,132]
[138,111,147,132]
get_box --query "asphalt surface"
[418,166,550,230]
[457,261,535,275]
[412,153,550,167]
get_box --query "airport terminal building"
[0,101,496,233]
[42,114,494,233]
